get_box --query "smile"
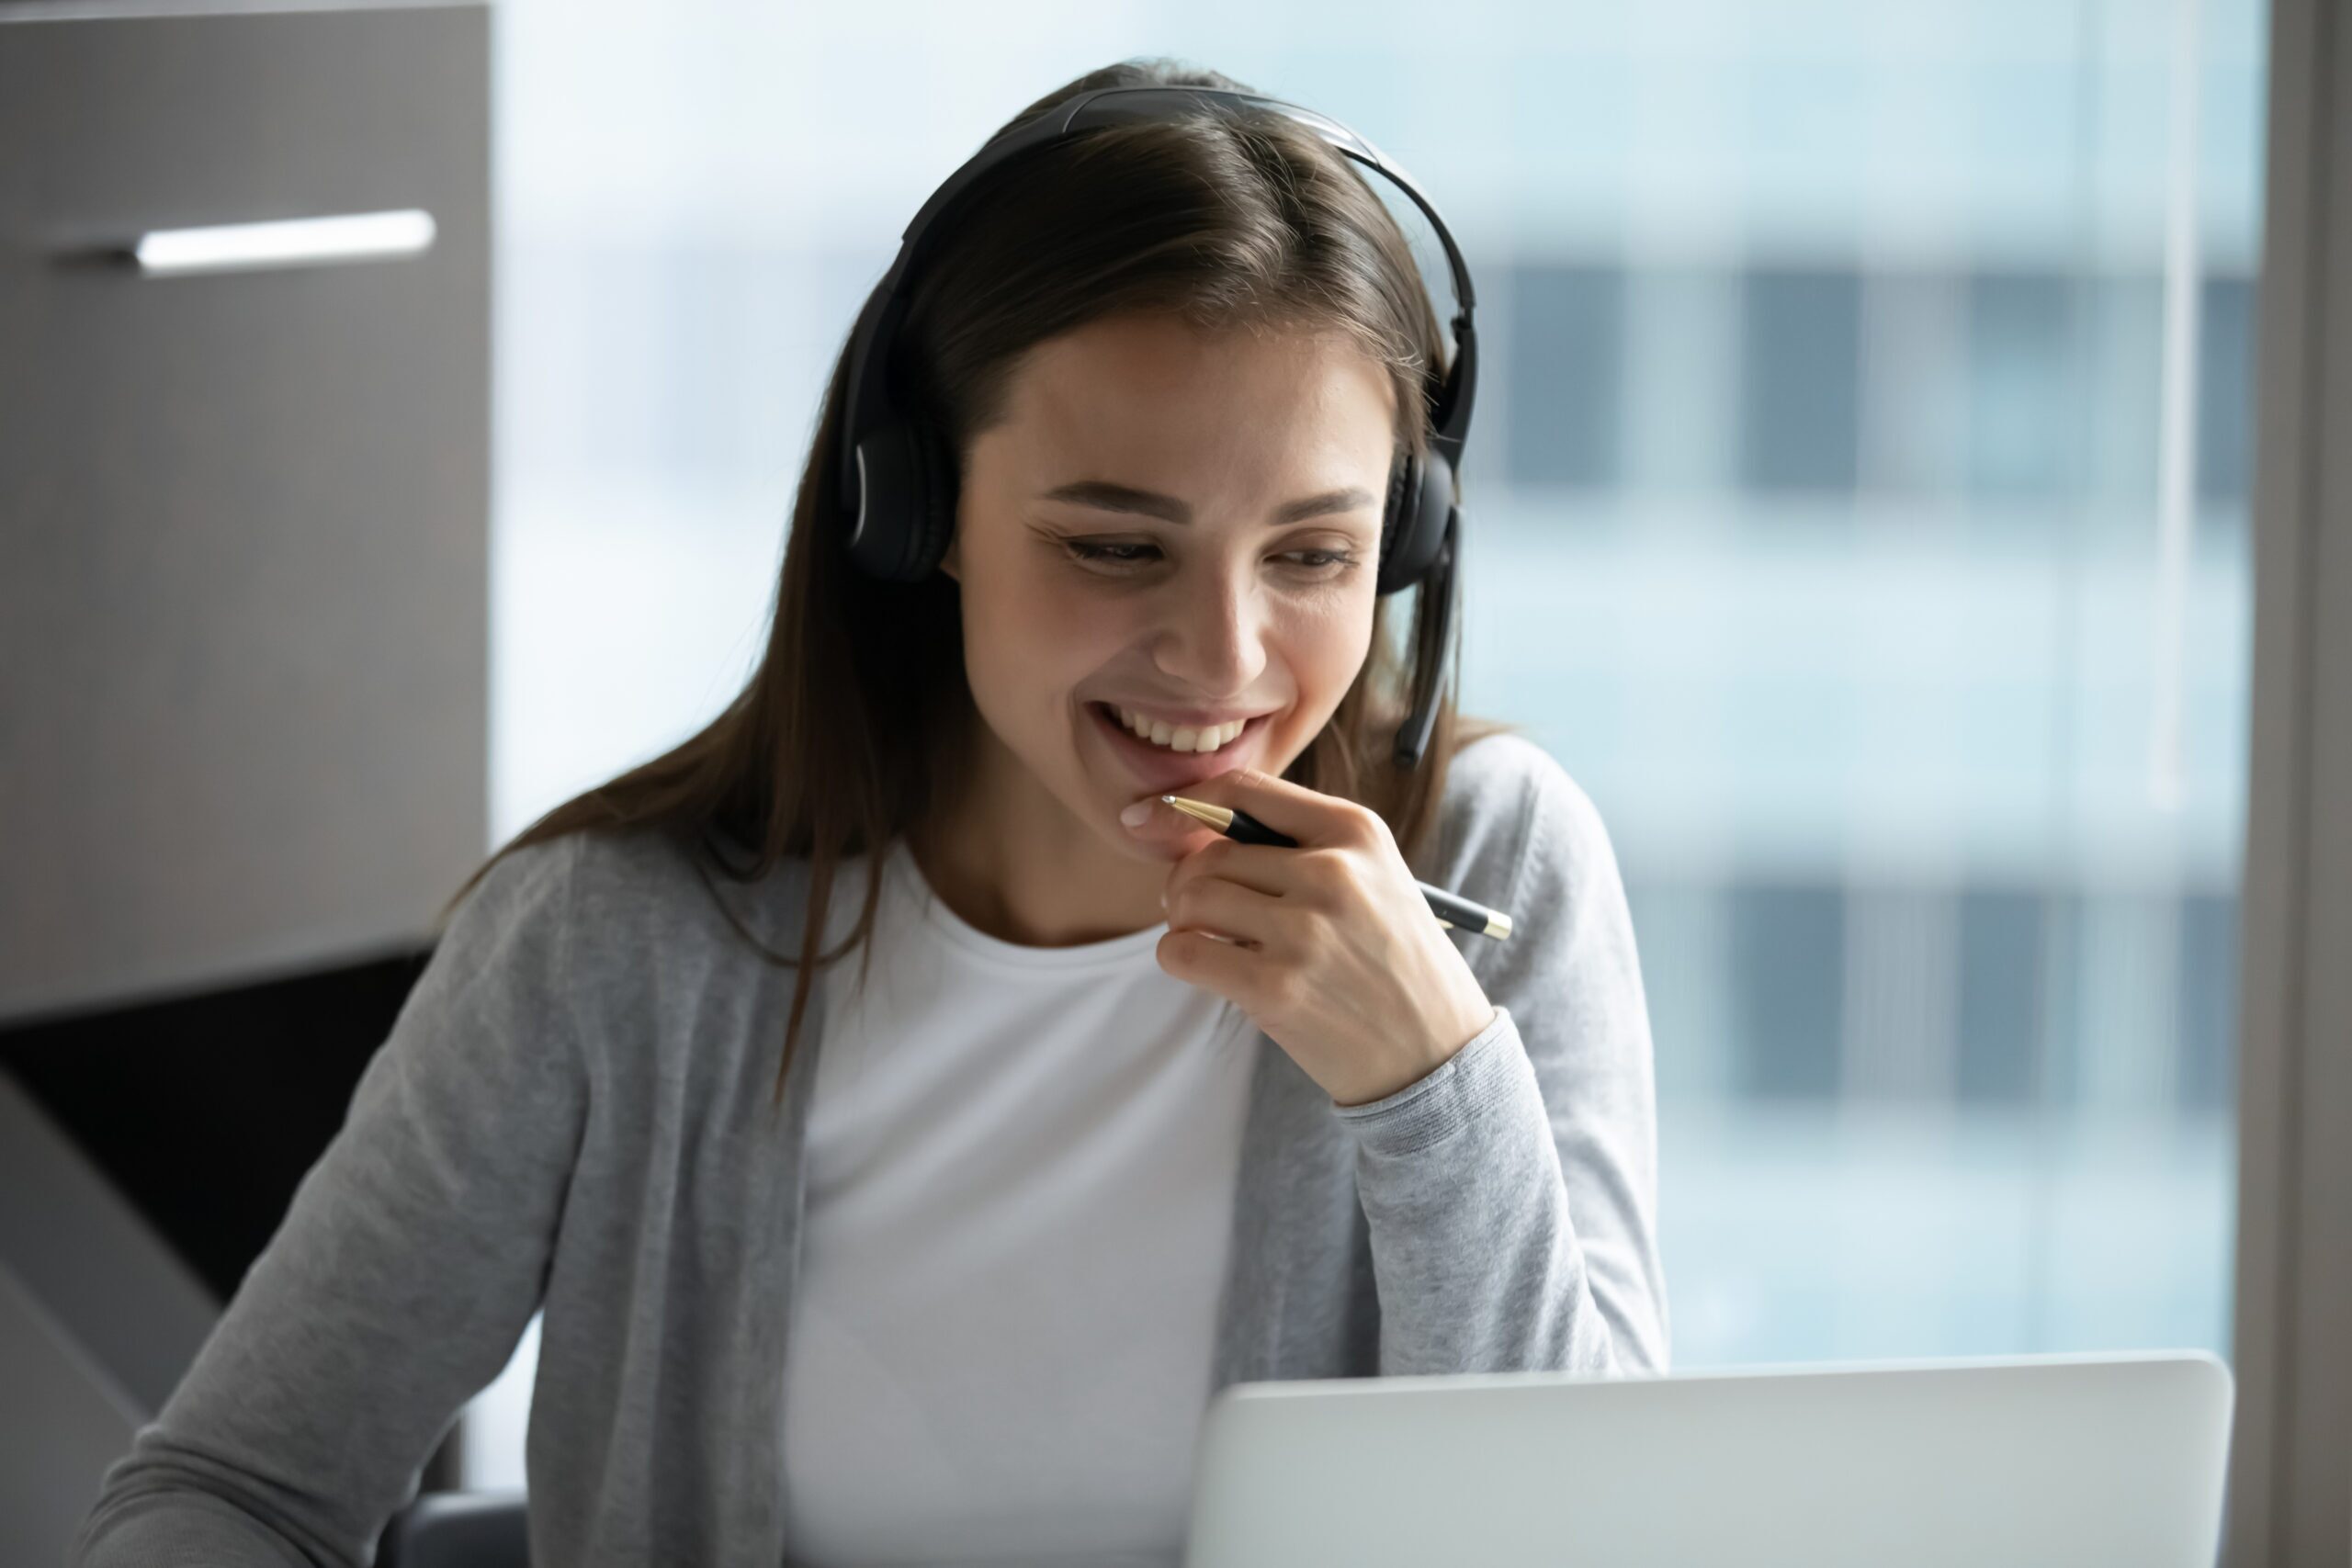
[1087,702,1272,789]
[1102,703,1254,754]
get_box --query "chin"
[1123,834,1187,863]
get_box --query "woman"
[74,56,1668,1568]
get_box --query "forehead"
[989,312,1398,482]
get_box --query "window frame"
[2224,0,2352,1559]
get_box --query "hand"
[1124,767,1499,1108]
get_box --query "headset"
[834,85,1480,770]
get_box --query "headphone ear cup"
[1375,448,1418,595]
[905,419,960,580]
[1377,447,1454,594]
[842,420,922,581]
[842,419,958,581]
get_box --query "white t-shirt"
[781,836,1261,1566]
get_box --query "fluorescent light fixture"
[130,209,436,276]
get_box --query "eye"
[1062,541,1363,576]
[1065,541,1158,567]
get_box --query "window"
[1502,262,1623,489]
[1954,886,2051,1107]
[1730,883,1845,1100]
[474,0,2271,1485]
[1739,266,1862,494]
[1962,272,2078,502]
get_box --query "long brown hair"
[442,56,1521,1107]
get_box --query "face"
[939,310,1396,862]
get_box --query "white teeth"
[1113,705,1247,753]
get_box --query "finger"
[1168,766,1382,851]
[1163,838,1301,904]
[1120,794,1231,852]
[1158,922,1272,1000]
[1165,874,1285,952]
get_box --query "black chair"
[378,1491,528,1568]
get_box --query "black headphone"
[834,84,1480,770]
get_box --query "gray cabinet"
[0,0,492,1026]
[0,6,490,1560]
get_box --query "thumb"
[1119,793,1222,846]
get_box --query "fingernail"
[1121,801,1152,828]
[1159,888,1169,910]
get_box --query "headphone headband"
[838,85,1479,530]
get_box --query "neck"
[906,725,1166,949]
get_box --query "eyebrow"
[1037,479,1379,525]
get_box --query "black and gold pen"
[1159,794,1514,942]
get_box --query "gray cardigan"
[70,733,1669,1566]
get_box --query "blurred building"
[435,0,2278,1479]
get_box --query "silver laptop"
[1182,1350,2232,1568]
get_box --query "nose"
[1150,553,1270,699]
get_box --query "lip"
[1087,701,1270,793]
[1097,700,1270,729]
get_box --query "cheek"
[958,556,1126,693]
[1282,592,1377,692]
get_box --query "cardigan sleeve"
[70,834,592,1568]
[1331,740,1670,1379]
